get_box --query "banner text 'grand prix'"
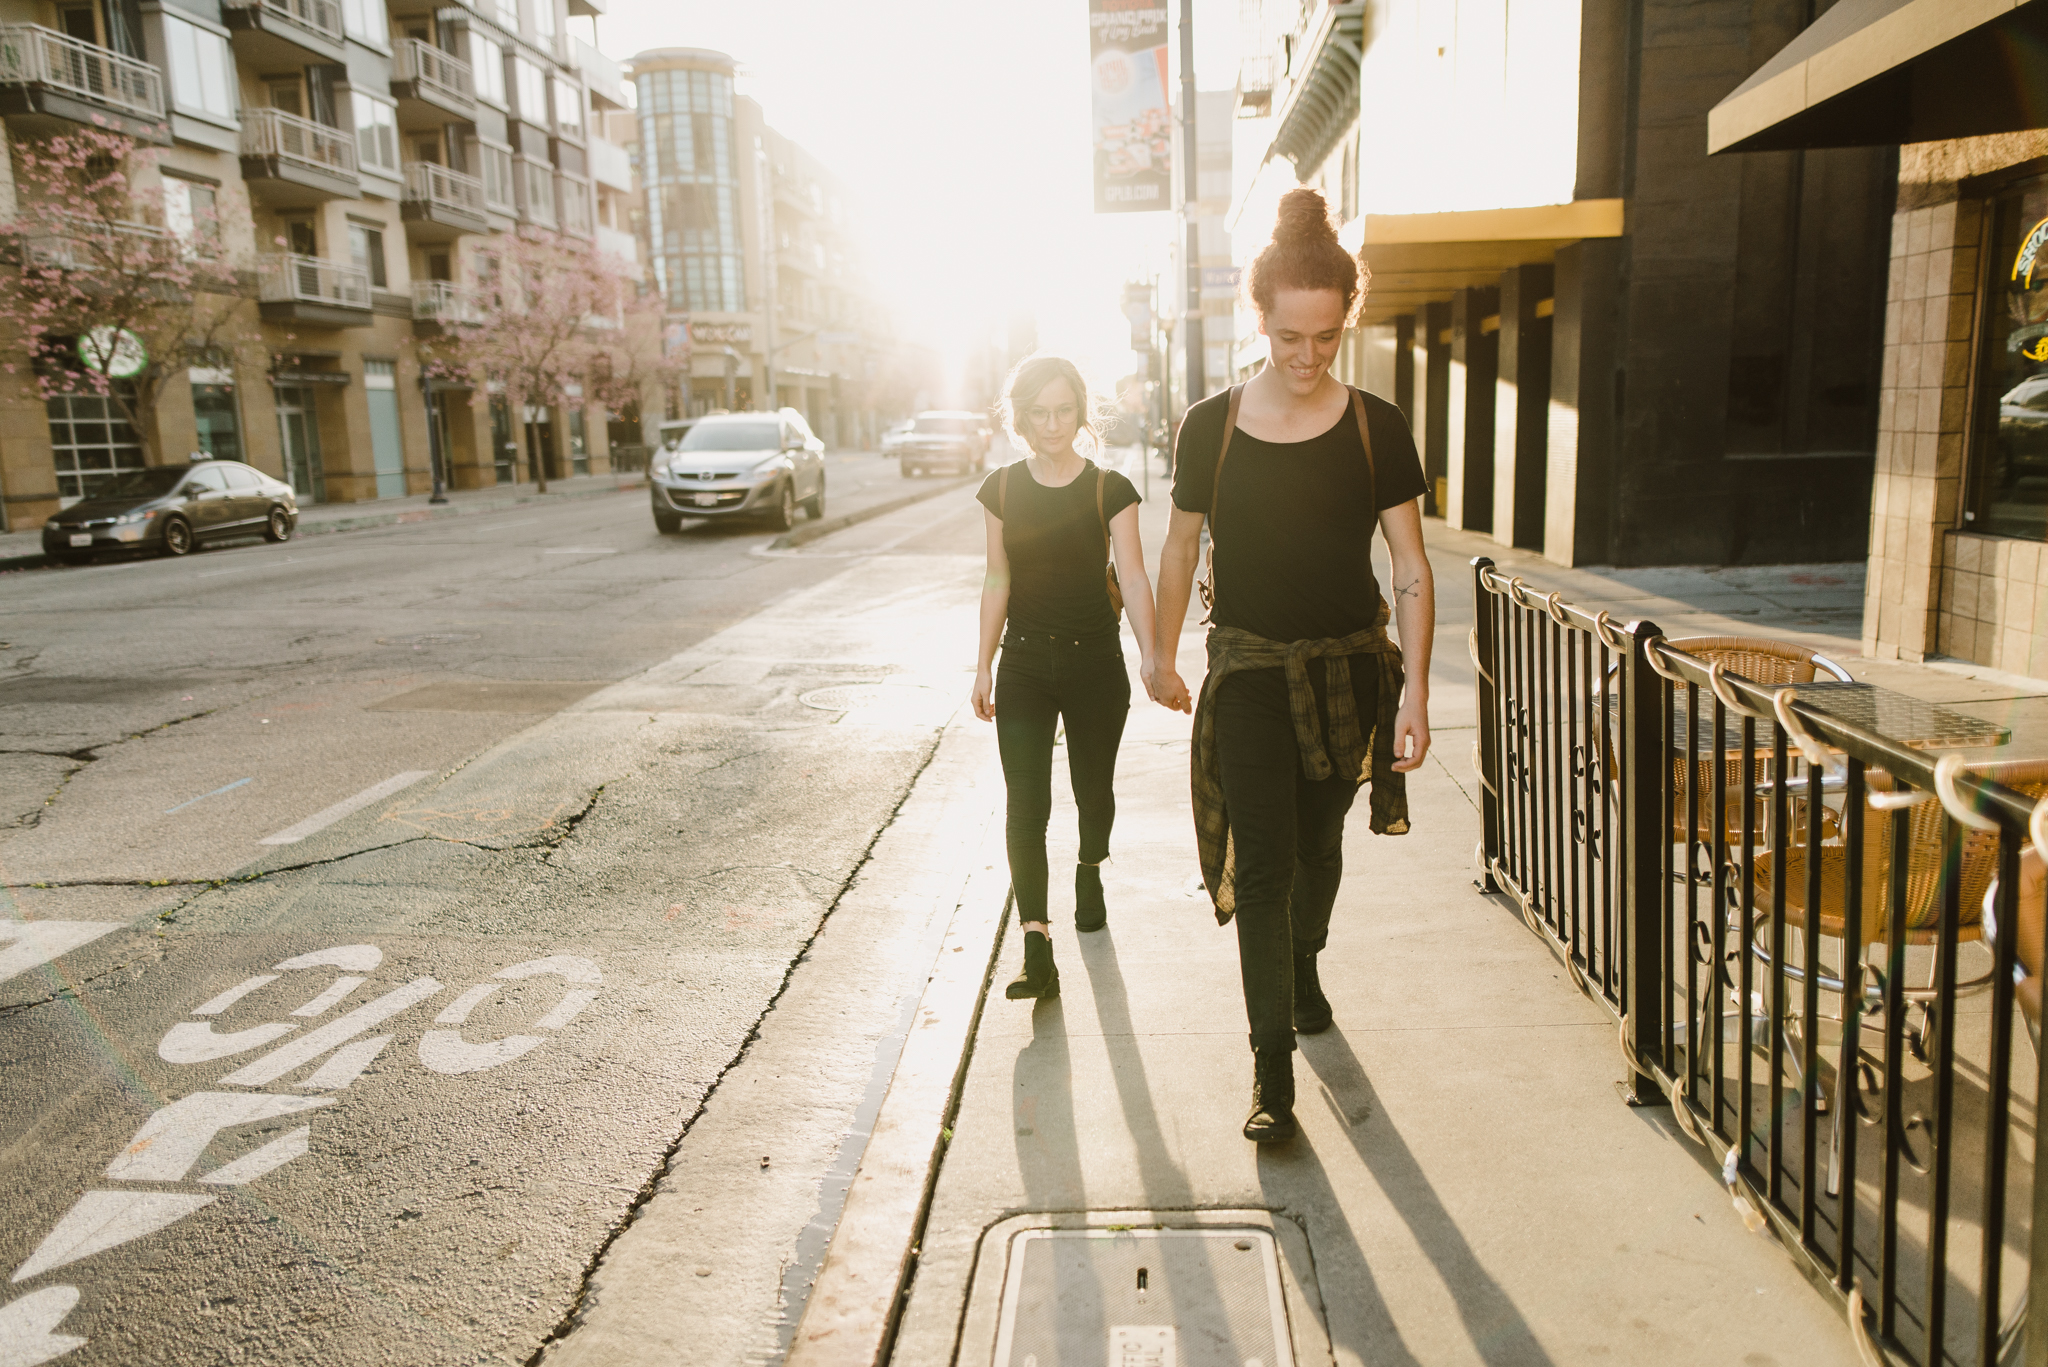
[1089,1,1171,214]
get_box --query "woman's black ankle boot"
[1005,931,1060,1000]
[1075,864,1107,932]
[1292,951,1333,1034]
[1243,1047,1298,1142]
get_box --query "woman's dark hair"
[1245,186,1370,324]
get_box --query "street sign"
[78,326,147,379]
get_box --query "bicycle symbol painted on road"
[0,943,601,1365]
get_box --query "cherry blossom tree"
[0,125,257,468]
[422,228,657,494]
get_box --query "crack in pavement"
[523,727,948,1366]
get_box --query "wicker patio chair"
[1658,636,1854,848]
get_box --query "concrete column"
[1495,263,1554,551]
[1545,239,1623,565]
[1393,314,1416,427]
[1420,301,1449,518]
[1445,286,1499,535]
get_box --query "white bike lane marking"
[258,771,433,846]
[0,924,125,987]
[0,941,603,1366]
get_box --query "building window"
[47,390,143,504]
[551,77,582,140]
[341,0,387,47]
[190,368,242,462]
[1967,172,2048,542]
[162,14,235,125]
[353,91,400,175]
[348,223,387,289]
[513,56,547,126]
[469,31,505,106]
[530,0,554,50]
[474,138,515,212]
[163,177,218,243]
[637,65,744,315]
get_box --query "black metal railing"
[1471,556,2048,1367]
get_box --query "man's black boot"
[1075,863,1107,932]
[1004,932,1060,1000]
[1293,951,1333,1034]
[1243,1047,1297,1142]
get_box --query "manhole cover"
[377,633,480,646]
[798,684,949,715]
[992,1227,1290,1367]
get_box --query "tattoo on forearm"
[1395,575,1423,601]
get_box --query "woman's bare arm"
[1109,503,1156,677]
[972,508,1008,721]
[1379,497,1433,771]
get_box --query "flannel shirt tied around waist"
[1191,611,1411,925]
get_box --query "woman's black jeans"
[1214,658,1380,1053]
[995,629,1131,925]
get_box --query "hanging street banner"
[1090,1,1171,214]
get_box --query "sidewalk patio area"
[887,500,2046,1367]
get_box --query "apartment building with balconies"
[0,0,644,527]
[627,47,896,450]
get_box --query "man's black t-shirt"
[1172,387,1427,644]
[978,459,1141,638]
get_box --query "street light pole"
[420,369,448,503]
[1179,0,1204,408]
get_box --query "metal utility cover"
[990,1227,1292,1367]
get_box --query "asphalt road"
[0,451,994,1366]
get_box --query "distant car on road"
[896,411,991,478]
[42,460,297,562]
[649,408,827,533]
[880,420,915,456]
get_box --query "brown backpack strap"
[1095,465,1108,550]
[997,463,1008,519]
[1212,384,1244,520]
[1349,386,1378,493]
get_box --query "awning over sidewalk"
[1268,2,1365,174]
[1342,200,1625,324]
[1708,0,2048,155]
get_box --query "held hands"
[971,668,995,722]
[1390,695,1431,772]
[1143,658,1192,714]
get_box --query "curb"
[768,474,977,551]
[0,478,644,571]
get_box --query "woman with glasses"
[972,355,1157,1000]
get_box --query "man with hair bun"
[1144,187,1435,1143]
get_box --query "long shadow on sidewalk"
[1278,1028,1557,1366]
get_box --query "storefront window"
[1968,173,2048,541]
[47,389,143,504]
[190,371,242,462]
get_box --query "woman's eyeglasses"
[1023,405,1079,426]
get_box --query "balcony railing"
[22,211,170,270]
[412,279,487,325]
[257,251,370,307]
[222,0,342,47]
[393,37,473,107]
[241,106,356,176]
[0,23,164,123]
[570,35,623,108]
[587,134,631,192]
[403,160,486,216]
[1237,53,1277,115]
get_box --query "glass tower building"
[635,52,744,315]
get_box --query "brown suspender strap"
[1095,465,1106,546]
[1197,385,1245,614]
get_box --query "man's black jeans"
[1214,659,1381,1052]
[994,630,1130,925]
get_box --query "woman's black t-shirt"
[977,458,1140,639]
[1171,387,1427,644]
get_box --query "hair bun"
[1272,188,1338,246]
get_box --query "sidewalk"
[0,469,645,569]
[881,503,1868,1366]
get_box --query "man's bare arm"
[1146,506,1207,713]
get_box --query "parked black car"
[41,461,298,563]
